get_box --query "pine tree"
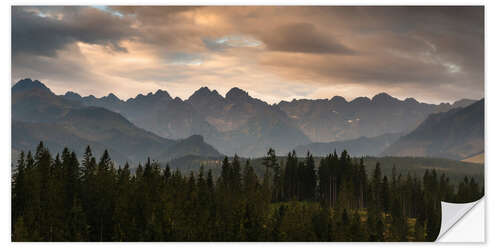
[12,151,26,225]
[12,143,481,242]
[382,176,391,213]
[304,152,317,200]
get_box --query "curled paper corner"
[436,198,483,241]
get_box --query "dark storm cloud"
[12,6,135,57]
[256,6,483,97]
[259,22,355,54]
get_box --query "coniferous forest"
[11,142,483,242]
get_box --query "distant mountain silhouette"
[65,88,216,140]
[13,78,79,122]
[382,99,484,160]
[60,83,478,158]
[12,79,222,165]
[65,86,311,156]
[277,93,474,143]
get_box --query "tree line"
[12,142,483,242]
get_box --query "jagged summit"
[195,86,211,95]
[125,89,172,103]
[12,79,479,110]
[225,87,250,100]
[103,93,122,102]
[154,89,172,99]
[108,93,119,98]
[12,78,51,92]
[64,91,82,100]
[132,93,146,100]
[189,86,224,101]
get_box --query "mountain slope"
[12,79,222,165]
[155,135,222,162]
[193,87,311,156]
[65,89,216,140]
[60,82,478,158]
[64,86,311,156]
[277,93,475,142]
[294,132,402,157]
[13,79,79,122]
[382,99,484,160]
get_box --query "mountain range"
[294,98,484,160]
[60,82,475,157]
[278,93,475,142]
[12,79,222,165]
[63,86,311,156]
[382,99,484,160]
[12,78,484,164]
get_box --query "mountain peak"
[191,86,212,97]
[63,91,83,102]
[134,93,145,99]
[196,86,211,94]
[372,92,397,103]
[226,87,250,100]
[189,86,224,102]
[12,78,51,93]
[154,89,172,99]
[64,91,82,98]
[103,93,121,102]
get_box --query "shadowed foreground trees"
[12,142,483,242]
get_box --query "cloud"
[203,35,262,51]
[166,52,204,65]
[259,22,354,54]
[12,6,135,57]
[11,6,484,104]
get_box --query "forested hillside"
[12,143,483,242]
[167,154,484,187]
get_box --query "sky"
[11,6,484,104]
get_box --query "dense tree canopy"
[12,142,483,242]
